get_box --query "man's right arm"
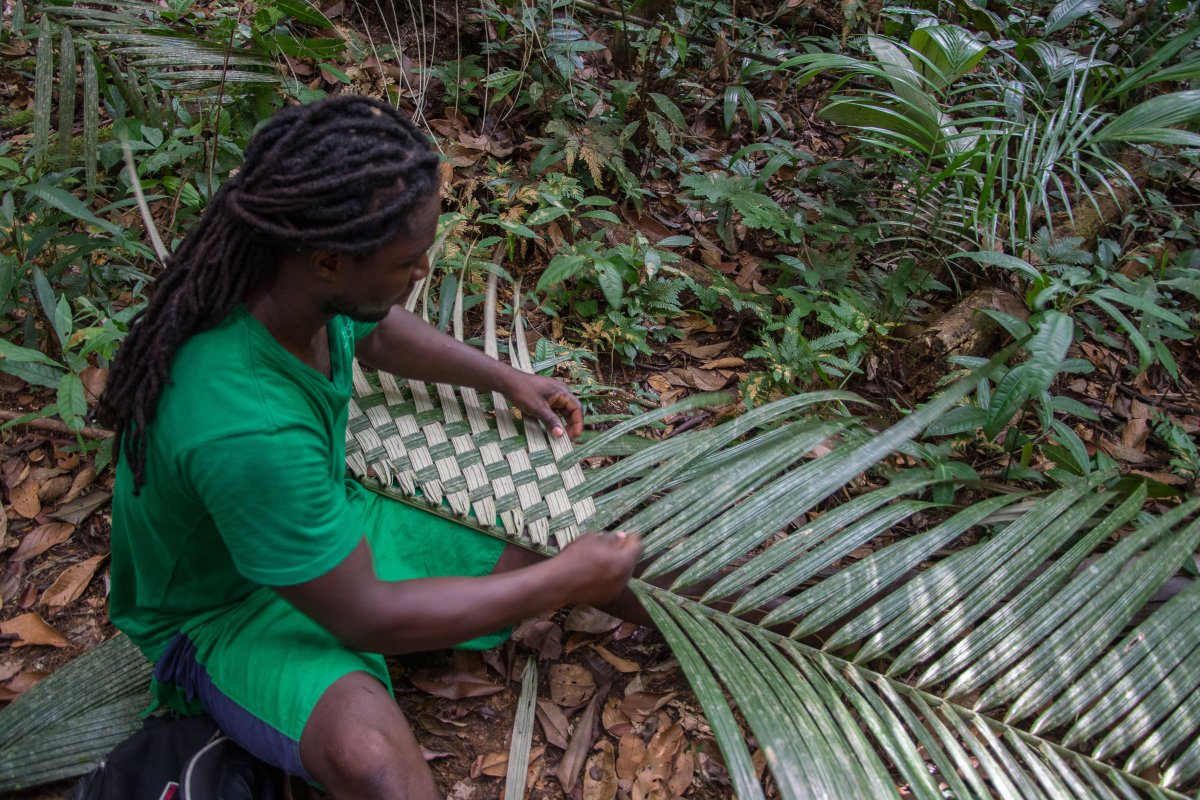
[273,532,641,655]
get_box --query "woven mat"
[344,281,597,551]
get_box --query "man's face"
[323,187,440,322]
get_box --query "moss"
[0,108,35,132]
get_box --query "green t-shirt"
[109,306,378,662]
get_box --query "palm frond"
[341,266,1200,799]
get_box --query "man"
[99,95,642,798]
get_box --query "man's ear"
[311,249,351,280]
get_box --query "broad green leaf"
[952,250,1042,280]
[0,339,63,368]
[596,263,625,309]
[56,372,87,432]
[908,25,987,90]
[22,183,120,235]
[578,209,621,224]
[649,92,687,130]
[0,359,63,390]
[1044,0,1101,34]
[1095,91,1200,146]
[535,253,586,293]
[525,206,570,226]
[52,295,73,348]
[31,266,58,332]
[723,85,740,132]
[270,0,337,28]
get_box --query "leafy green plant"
[530,117,644,200]
[680,170,798,251]
[1151,413,1200,484]
[0,267,140,454]
[780,21,1200,275]
[537,229,696,363]
[954,230,1198,381]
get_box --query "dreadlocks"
[98,95,440,491]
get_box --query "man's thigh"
[154,587,392,781]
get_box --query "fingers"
[547,390,584,440]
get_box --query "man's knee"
[319,726,406,788]
[301,673,437,799]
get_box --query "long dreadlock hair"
[99,95,440,491]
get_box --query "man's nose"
[413,255,430,280]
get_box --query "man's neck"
[244,287,334,377]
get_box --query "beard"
[322,295,397,323]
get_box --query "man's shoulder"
[154,313,286,450]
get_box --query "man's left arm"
[355,306,584,439]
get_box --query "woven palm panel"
[344,318,596,552]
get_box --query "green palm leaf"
[343,271,1200,798]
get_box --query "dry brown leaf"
[634,722,684,799]
[549,663,596,707]
[19,581,37,609]
[621,691,677,723]
[411,652,505,700]
[10,477,42,518]
[0,612,69,647]
[1096,438,1147,463]
[583,738,618,800]
[62,465,98,504]
[3,670,48,696]
[687,366,731,392]
[667,747,695,796]
[671,340,729,360]
[48,490,111,526]
[556,687,606,793]
[0,561,22,603]
[613,621,640,641]
[1121,416,1150,450]
[647,374,672,394]
[12,523,75,562]
[41,554,107,613]
[477,746,545,786]
[616,733,647,784]
[1129,469,1190,486]
[733,254,762,289]
[602,695,632,738]
[0,660,19,683]
[522,619,563,661]
[565,605,622,634]
[700,357,746,370]
[591,644,640,673]
[38,474,73,504]
[647,722,684,765]
[476,750,509,778]
[536,699,571,750]
[658,388,684,408]
[2,458,28,492]
[675,314,717,334]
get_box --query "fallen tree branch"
[0,409,114,440]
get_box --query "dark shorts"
[149,490,509,781]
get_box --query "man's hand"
[357,309,584,439]
[501,373,584,440]
[552,531,642,606]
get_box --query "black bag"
[67,714,286,800]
